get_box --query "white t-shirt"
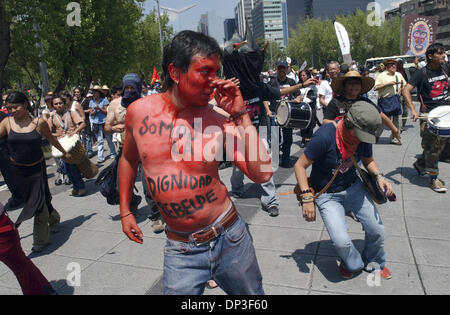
[287,71,299,84]
[318,80,333,105]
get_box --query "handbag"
[350,156,389,205]
[378,75,402,116]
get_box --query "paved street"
[0,104,449,295]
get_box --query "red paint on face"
[177,54,220,107]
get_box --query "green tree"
[2,0,173,95]
[287,10,402,69]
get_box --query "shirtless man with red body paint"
[119,31,271,295]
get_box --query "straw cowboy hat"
[331,70,375,96]
[101,85,110,92]
[383,59,397,66]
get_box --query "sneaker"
[379,267,392,280]
[151,218,165,234]
[390,137,402,145]
[268,206,279,217]
[339,263,353,279]
[97,159,105,164]
[430,178,447,193]
[413,161,427,177]
[54,178,63,186]
[87,152,95,159]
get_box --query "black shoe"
[439,156,450,163]
[268,206,279,217]
[55,178,63,186]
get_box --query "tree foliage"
[1,0,174,94]
[287,10,401,69]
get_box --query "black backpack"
[95,154,120,205]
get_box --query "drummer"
[402,42,450,193]
[267,60,303,168]
[48,94,87,197]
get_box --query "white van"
[365,55,417,70]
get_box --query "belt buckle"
[191,226,220,246]
[191,229,208,246]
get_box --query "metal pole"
[156,0,164,58]
[33,20,50,95]
[270,40,273,70]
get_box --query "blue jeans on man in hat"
[315,179,386,272]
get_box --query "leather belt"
[166,206,238,246]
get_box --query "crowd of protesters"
[0,30,448,295]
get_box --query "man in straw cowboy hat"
[323,71,401,144]
[374,59,407,145]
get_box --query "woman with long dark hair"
[0,91,70,253]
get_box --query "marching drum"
[52,134,99,179]
[276,101,312,129]
[427,105,450,137]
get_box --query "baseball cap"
[346,101,381,144]
[277,60,289,68]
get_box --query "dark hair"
[162,30,223,91]
[299,70,311,82]
[52,96,66,105]
[426,42,445,62]
[60,90,73,101]
[73,87,84,97]
[111,84,122,95]
[5,91,33,113]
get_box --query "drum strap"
[54,112,70,131]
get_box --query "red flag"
[151,67,160,86]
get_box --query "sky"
[143,0,410,42]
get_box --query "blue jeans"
[163,215,264,295]
[231,164,279,209]
[93,124,117,161]
[63,161,85,190]
[315,179,386,272]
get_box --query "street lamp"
[155,0,164,58]
[154,1,197,59]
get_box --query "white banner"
[334,21,352,64]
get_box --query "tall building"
[252,0,284,47]
[224,18,237,41]
[385,0,450,48]
[282,0,289,47]
[198,13,209,36]
[286,0,371,34]
[235,0,261,37]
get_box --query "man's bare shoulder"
[126,94,165,120]
[109,97,122,110]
